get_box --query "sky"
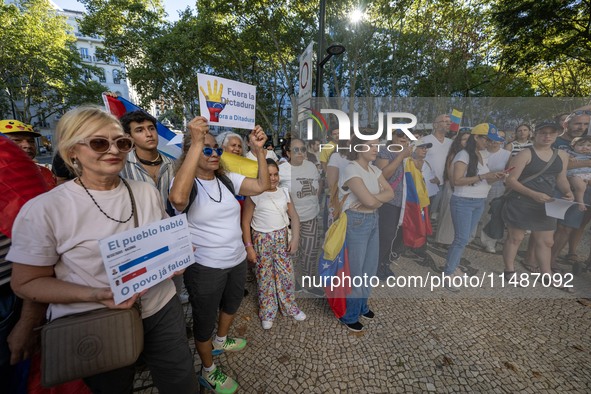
[53,0,195,21]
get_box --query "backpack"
[166,174,235,216]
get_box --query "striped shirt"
[510,140,533,156]
[0,234,11,286]
[120,151,175,205]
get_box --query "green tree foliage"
[78,0,166,61]
[491,0,591,96]
[0,0,105,125]
[77,0,590,138]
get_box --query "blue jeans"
[444,195,486,275]
[340,210,379,324]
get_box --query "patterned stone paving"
[134,236,591,393]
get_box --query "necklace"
[137,153,163,166]
[196,177,222,203]
[78,176,135,223]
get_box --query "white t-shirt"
[486,148,511,194]
[423,134,452,185]
[279,160,320,221]
[487,148,511,172]
[421,160,440,197]
[339,161,383,211]
[250,187,291,232]
[173,173,246,269]
[327,152,350,186]
[451,150,492,198]
[7,180,175,321]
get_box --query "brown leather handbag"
[40,305,143,387]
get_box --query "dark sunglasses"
[203,147,223,157]
[78,137,134,153]
[291,147,307,154]
[573,110,591,116]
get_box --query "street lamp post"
[314,0,346,98]
[314,44,346,98]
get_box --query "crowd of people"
[1,104,591,393]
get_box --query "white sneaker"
[293,311,307,321]
[484,246,496,254]
[261,320,273,330]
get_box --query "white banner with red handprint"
[197,73,257,130]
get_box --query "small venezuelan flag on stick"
[449,109,463,132]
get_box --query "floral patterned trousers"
[252,228,300,322]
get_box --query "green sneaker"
[199,366,238,394]
[212,337,247,355]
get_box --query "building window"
[79,47,89,60]
[113,69,121,84]
[98,68,106,83]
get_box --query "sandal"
[552,283,575,293]
[520,260,539,273]
[551,266,565,275]
[564,253,584,264]
[503,271,517,282]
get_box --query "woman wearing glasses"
[502,122,573,282]
[9,107,199,392]
[169,116,270,394]
[278,138,322,295]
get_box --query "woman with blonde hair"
[9,106,198,393]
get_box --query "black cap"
[534,120,561,131]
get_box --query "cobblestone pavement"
[134,238,591,393]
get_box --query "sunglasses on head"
[203,147,223,157]
[78,137,134,153]
[573,110,591,116]
[291,147,307,154]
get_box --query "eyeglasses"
[203,147,223,157]
[572,110,591,116]
[78,137,134,153]
[291,147,307,154]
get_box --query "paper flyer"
[98,215,195,304]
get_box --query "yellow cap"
[0,119,41,137]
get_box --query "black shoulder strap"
[165,174,235,216]
[166,174,236,216]
[165,181,198,216]
[218,173,235,195]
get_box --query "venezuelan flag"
[449,109,463,132]
[318,242,351,319]
[220,151,258,178]
[401,159,432,248]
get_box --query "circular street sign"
[300,62,309,89]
